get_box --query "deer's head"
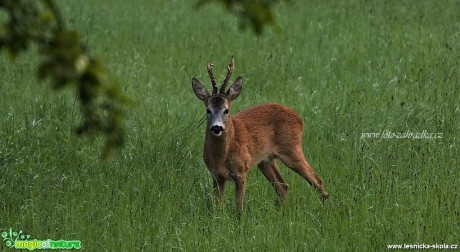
[192,56,242,137]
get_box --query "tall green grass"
[1,0,458,250]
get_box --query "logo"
[2,228,81,250]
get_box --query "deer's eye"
[206,109,211,114]
[224,109,229,114]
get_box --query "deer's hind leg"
[278,148,329,203]
[258,158,289,206]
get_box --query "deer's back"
[234,103,303,128]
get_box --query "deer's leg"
[258,159,289,206]
[279,148,329,203]
[271,161,290,205]
[232,173,247,216]
[212,176,226,204]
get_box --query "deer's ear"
[192,78,210,101]
[227,76,242,101]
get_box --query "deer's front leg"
[212,176,226,204]
[232,173,247,216]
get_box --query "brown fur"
[204,103,328,214]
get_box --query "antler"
[207,61,218,94]
[219,55,234,94]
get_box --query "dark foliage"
[0,0,127,158]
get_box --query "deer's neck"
[205,118,234,164]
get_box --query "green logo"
[2,228,81,250]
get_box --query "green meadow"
[1,0,459,251]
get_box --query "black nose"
[210,125,224,134]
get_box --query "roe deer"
[192,56,328,215]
